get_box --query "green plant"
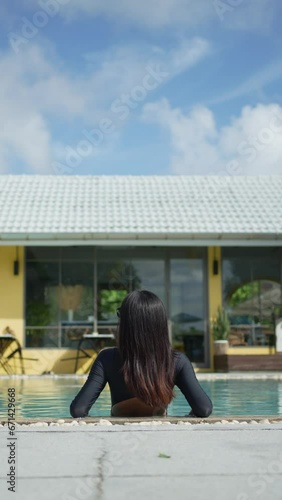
[158,453,171,459]
[26,300,51,326]
[211,307,230,341]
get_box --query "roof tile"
[0,175,281,239]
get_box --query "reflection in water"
[0,378,281,419]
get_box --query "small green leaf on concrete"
[158,453,171,459]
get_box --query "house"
[0,175,281,373]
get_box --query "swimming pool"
[0,377,282,419]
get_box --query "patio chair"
[0,328,38,375]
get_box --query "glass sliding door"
[96,248,133,333]
[25,245,209,366]
[169,249,208,365]
[26,258,60,348]
[96,248,166,332]
[97,258,130,330]
[60,254,94,348]
[25,247,95,348]
[131,258,166,305]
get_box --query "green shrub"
[211,307,230,341]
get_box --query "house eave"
[0,232,281,246]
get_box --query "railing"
[25,324,118,348]
[228,324,275,347]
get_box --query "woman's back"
[70,346,212,418]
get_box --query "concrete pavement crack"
[97,448,107,500]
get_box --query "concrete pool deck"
[1,417,282,500]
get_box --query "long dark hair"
[117,290,175,408]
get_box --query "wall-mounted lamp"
[213,247,219,276]
[14,247,19,276]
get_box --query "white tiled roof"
[0,175,281,242]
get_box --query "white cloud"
[142,99,282,175]
[0,37,210,173]
[23,0,276,32]
[166,38,211,75]
[46,0,215,29]
[218,0,275,33]
[210,60,282,104]
[0,45,85,173]
[84,37,211,112]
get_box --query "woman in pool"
[70,290,212,418]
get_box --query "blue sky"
[0,0,282,175]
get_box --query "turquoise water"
[0,377,282,419]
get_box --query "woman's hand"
[185,410,197,417]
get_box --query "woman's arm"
[70,350,107,418]
[174,354,213,417]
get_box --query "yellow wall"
[227,347,274,355]
[21,348,97,375]
[0,346,98,376]
[208,246,222,370]
[0,246,24,343]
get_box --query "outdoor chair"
[0,329,38,375]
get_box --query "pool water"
[0,377,282,419]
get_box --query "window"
[170,249,207,363]
[25,246,209,365]
[26,261,59,347]
[25,248,94,348]
[222,248,282,347]
[96,248,166,330]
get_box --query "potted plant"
[211,306,230,356]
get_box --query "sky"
[0,0,282,176]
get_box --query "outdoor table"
[63,332,115,373]
[61,320,94,347]
[74,333,115,373]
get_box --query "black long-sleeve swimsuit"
[70,347,213,418]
